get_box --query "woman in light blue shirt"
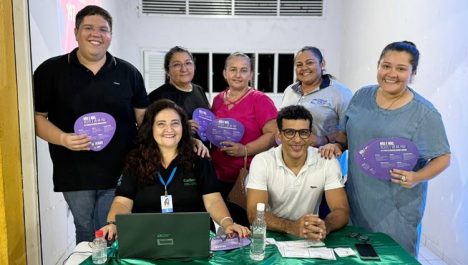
[322,41,450,256]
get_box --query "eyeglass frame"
[79,24,111,35]
[280,128,312,140]
[169,61,195,71]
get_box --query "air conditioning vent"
[280,0,323,16]
[189,0,232,15]
[141,0,186,15]
[235,1,277,16]
[140,0,323,17]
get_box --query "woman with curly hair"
[100,99,249,240]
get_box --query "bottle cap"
[95,229,104,238]
[256,202,265,211]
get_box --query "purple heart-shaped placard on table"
[210,236,251,251]
[74,112,116,152]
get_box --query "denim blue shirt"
[341,85,450,256]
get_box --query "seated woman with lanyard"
[100,99,250,240]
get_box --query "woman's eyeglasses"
[169,61,194,71]
[280,129,311,139]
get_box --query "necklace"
[378,87,408,110]
[224,88,251,106]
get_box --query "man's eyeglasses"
[169,61,194,71]
[281,129,311,139]
[80,25,111,34]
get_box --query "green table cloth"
[80,226,419,264]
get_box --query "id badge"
[161,195,173,213]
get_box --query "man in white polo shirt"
[246,105,349,240]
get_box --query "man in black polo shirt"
[33,5,149,243]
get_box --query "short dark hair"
[277,105,313,130]
[75,5,113,31]
[378,41,420,72]
[125,99,194,185]
[164,46,194,73]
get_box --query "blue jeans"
[63,189,115,243]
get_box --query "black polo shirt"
[116,156,220,213]
[33,48,149,191]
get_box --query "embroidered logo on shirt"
[183,178,197,186]
[113,82,120,85]
[310,99,329,106]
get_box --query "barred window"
[142,50,295,96]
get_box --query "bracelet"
[106,221,116,226]
[324,135,330,144]
[219,216,233,227]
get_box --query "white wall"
[29,1,76,263]
[341,1,468,265]
[30,0,467,264]
[112,0,344,107]
[112,0,345,87]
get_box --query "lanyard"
[158,167,177,196]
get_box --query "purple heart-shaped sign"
[74,112,116,152]
[205,118,245,148]
[192,108,216,141]
[210,236,251,251]
[354,137,419,180]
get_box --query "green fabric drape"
[80,226,419,264]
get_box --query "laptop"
[116,212,211,260]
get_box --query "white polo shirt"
[246,145,344,221]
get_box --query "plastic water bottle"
[92,229,107,264]
[250,202,266,261]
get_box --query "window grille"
[142,50,295,96]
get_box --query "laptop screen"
[116,212,210,259]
